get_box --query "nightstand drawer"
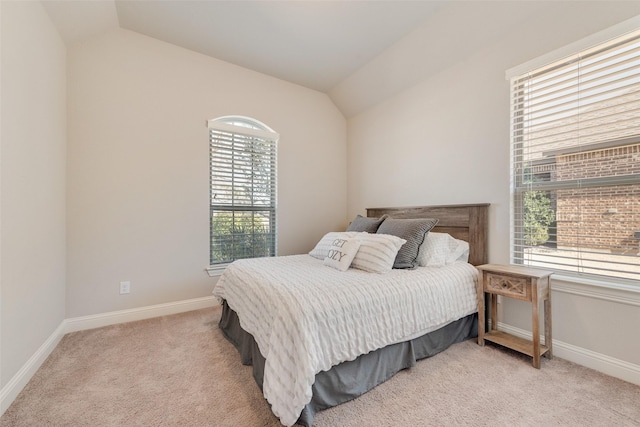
[485,273,530,300]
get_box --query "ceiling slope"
[329,1,551,117]
[114,0,444,92]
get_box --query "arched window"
[207,116,278,271]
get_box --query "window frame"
[507,18,640,288]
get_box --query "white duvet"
[212,254,478,426]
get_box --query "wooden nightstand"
[476,264,553,369]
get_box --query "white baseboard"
[0,321,65,416]
[0,296,218,417]
[63,296,218,333]
[498,322,640,386]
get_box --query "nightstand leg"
[532,282,541,369]
[490,294,498,332]
[478,280,485,346]
[545,296,553,359]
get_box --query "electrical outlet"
[119,281,131,295]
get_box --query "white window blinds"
[509,28,640,283]
[208,117,278,265]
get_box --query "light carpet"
[2,306,639,426]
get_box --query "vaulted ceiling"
[43,1,443,91]
[43,1,630,117]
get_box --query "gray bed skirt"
[219,300,478,426]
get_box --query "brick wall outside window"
[555,143,640,253]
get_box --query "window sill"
[205,264,229,277]
[551,273,640,307]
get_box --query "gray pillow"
[376,218,439,269]
[346,214,388,233]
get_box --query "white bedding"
[212,254,478,426]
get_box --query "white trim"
[0,322,65,416]
[205,264,227,277]
[0,296,219,417]
[497,322,640,386]
[64,296,218,333]
[207,120,279,140]
[506,14,640,79]
[551,275,640,307]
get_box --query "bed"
[213,203,489,426]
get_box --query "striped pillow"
[377,218,439,269]
[351,233,407,274]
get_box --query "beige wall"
[1,1,67,387]
[66,28,347,318]
[346,2,640,367]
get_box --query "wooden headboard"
[366,204,489,266]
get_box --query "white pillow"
[324,238,361,271]
[309,231,359,260]
[450,240,470,263]
[351,233,407,274]
[418,232,470,267]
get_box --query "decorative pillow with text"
[324,238,361,271]
[309,231,358,260]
